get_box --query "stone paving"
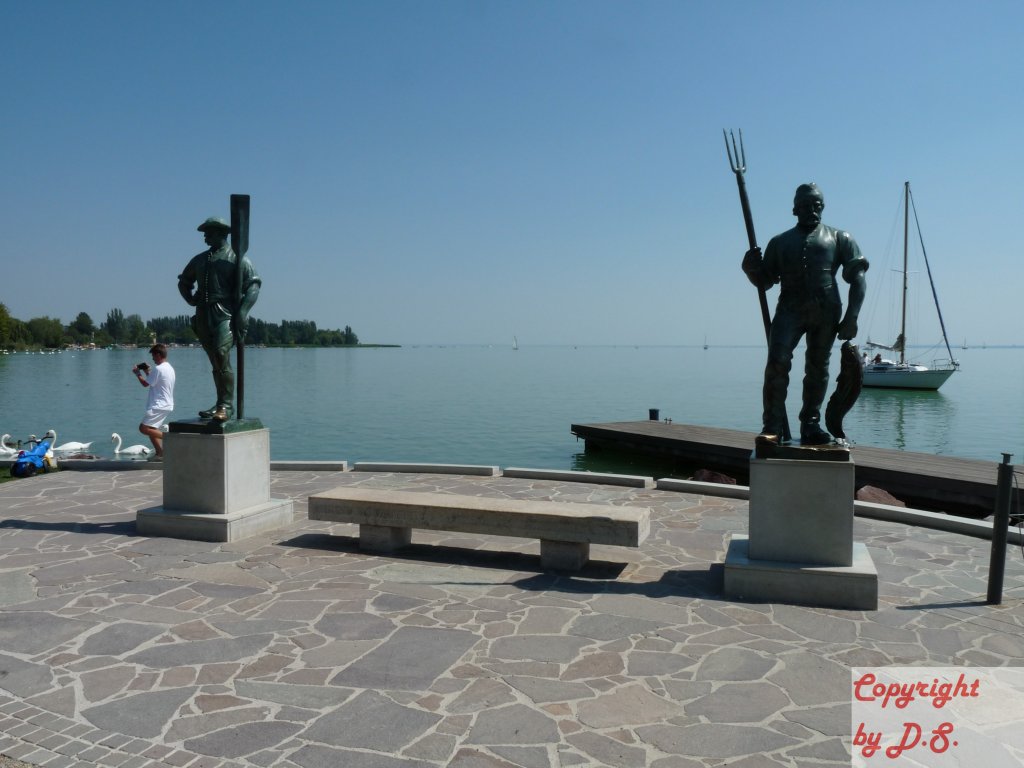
[1,468,1024,768]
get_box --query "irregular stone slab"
[330,626,478,690]
[84,687,196,737]
[371,593,427,612]
[0,653,54,697]
[561,651,624,680]
[450,747,527,767]
[770,604,858,643]
[79,622,164,656]
[32,553,138,585]
[567,731,648,768]
[684,682,790,722]
[627,651,696,677]
[636,723,798,758]
[767,652,848,706]
[506,676,595,704]
[166,707,271,742]
[81,665,136,702]
[189,582,265,599]
[126,633,274,668]
[26,685,76,717]
[403,731,459,762]
[590,594,691,624]
[368,562,517,596]
[301,690,440,751]
[577,684,679,728]
[99,579,191,596]
[209,618,303,636]
[449,678,517,714]
[490,746,551,768]
[782,703,850,736]
[235,680,354,709]
[465,703,559,745]
[157,562,273,588]
[0,612,93,654]
[516,606,575,634]
[301,639,382,668]
[184,721,303,758]
[489,635,592,663]
[98,603,205,626]
[694,648,777,682]
[568,613,665,641]
[313,612,394,641]
[125,538,219,556]
[290,745,434,768]
[0,569,35,606]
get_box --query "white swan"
[111,432,151,456]
[45,429,94,453]
[0,434,16,456]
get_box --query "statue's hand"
[742,246,762,273]
[232,313,249,344]
[837,316,858,340]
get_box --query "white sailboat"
[512,336,519,351]
[863,182,958,390]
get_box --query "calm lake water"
[1,345,1021,472]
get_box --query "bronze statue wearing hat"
[742,184,868,444]
[178,216,261,421]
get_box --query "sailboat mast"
[900,181,909,366]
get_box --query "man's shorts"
[142,408,173,429]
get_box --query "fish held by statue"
[825,341,864,441]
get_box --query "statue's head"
[197,217,231,247]
[792,183,824,229]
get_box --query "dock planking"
[571,421,1018,518]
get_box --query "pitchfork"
[724,129,790,442]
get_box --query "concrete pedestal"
[748,456,855,566]
[724,454,878,610]
[724,536,878,611]
[136,423,293,543]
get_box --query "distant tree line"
[0,303,360,349]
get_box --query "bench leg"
[360,524,412,553]
[540,540,590,571]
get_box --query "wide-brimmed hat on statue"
[197,217,231,233]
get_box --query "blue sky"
[3,0,1020,346]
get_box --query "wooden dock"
[571,421,1017,518]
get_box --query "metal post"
[986,453,1014,605]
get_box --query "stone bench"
[308,487,651,570]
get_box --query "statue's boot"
[212,404,232,422]
[198,405,219,419]
[800,422,832,445]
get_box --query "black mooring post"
[986,453,1015,605]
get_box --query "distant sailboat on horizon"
[512,336,519,351]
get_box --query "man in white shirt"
[133,343,176,458]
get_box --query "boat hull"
[862,364,956,390]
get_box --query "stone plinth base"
[540,540,590,570]
[137,500,294,543]
[360,523,414,553]
[136,424,293,543]
[724,535,878,610]
[163,426,271,515]
[749,455,854,566]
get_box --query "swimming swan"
[0,434,16,456]
[111,432,151,456]
[46,429,94,452]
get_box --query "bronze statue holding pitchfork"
[725,131,868,447]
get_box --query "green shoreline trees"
[0,303,360,350]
